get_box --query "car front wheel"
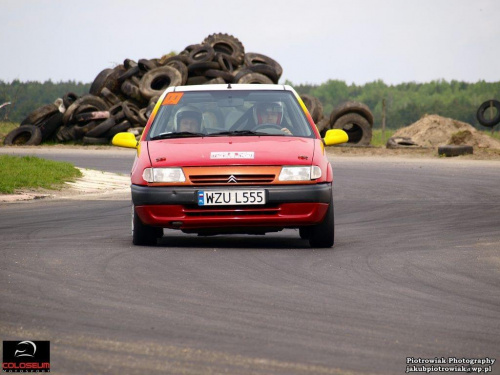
[132,206,163,246]
[308,193,335,248]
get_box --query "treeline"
[1,79,499,129]
[0,80,90,123]
[290,79,500,129]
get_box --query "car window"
[147,90,314,139]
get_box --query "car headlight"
[278,166,322,181]
[143,168,186,182]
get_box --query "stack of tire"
[4,33,283,146]
[301,95,374,146]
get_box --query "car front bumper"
[132,183,332,230]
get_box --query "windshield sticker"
[210,152,255,159]
[162,92,184,105]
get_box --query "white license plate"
[198,190,266,206]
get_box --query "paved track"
[1,150,499,374]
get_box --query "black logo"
[2,341,50,373]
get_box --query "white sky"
[1,0,499,85]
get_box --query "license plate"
[198,190,266,206]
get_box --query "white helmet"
[253,102,284,125]
[174,105,203,131]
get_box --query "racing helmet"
[174,105,203,131]
[254,102,283,125]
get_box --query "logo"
[2,341,50,373]
[227,175,238,183]
[14,341,36,357]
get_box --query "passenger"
[253,102,292,135]
[175,105,203,133]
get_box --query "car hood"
[147,136,317,167]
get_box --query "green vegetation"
[0,155,82,194]
[0,121,18,143]
[291,79,500,130]
[371,128,396,147]
[0,80,90,123]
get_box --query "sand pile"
[392,114,500,148]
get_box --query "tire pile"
[4,33,285,146]
[300,96,374,145]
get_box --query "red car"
[113,84,347,247]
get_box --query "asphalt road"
[1,150,499,375]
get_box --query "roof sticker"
[162,92,184,105]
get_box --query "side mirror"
[112,132,139,149]
[323,129,349,146]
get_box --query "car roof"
[169,84,293,92]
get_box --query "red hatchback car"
[113,84,347,247]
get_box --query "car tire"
[202,33,245,65]
[438,145,473,157]
[330,101,374,128]
[244,52,283,80]
[62,92,79,109]
[20,104,59,126]
[476,100,500,127]
[299,227,312,240]
[38,112,64,141]
[308,190,334,248]
[3,125,43,146]
[236,72,274,84]
[132,206,162,245]
[187,44,215,65]
[139,66,183,100]
[332,113,372,146]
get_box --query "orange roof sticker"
[162,92,184,105]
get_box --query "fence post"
[382,98,386,146]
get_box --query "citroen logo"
[227,175,238,183]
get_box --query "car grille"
[183,204,280,216]
[189,174,275,184]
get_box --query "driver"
[253,102,292,135]
[175,105,203,133]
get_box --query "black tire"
[204,69,234,83]
[163,60,188,85]
[82,136,109,145]
[301,95,324,123]
[20,104,59,126]
[438,145,473,157]
[246,64,279,83]
[186,76,209,85]
[316,118,330,136]
[159,54,189,65]
[330,101,374,128]
[55,125,78,142]
[74,110,110,123]
[62,92,79,109]
[138,58,158,73]
[3,125,42,146]
[216,53,237,72]
[244,52,283,80]
[299,227,312,240]
[105,120,131,138]
[187,61,220,74]
[123,102,146,126]
[86,117,116,138]
[117,65,140,82]
[38,112,64,141]
[139,66,183,100]
[120,80,144,102]
[123,58,138,69]
[308,189,334,248]
[62,95,109,125]
[236,72,274,84]
[204,77,226,85]
[133,206,162,245]
[109,103,126,122]
[187,44,215,65]
[476,100,500,127]
[89,68,113,96]
[203,33,245,65]
[99,87,121,106]
[386,137,419,149]
[332,113,372,146]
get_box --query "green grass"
[371,128,396,147]
[0,155,82,194]
[0,121,19,144]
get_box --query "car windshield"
[147,90,314,140]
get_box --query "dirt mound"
[392,114,500,148]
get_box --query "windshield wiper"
[150,131,206,140]
[207,130,274,136]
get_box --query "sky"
[1,0,499,86]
